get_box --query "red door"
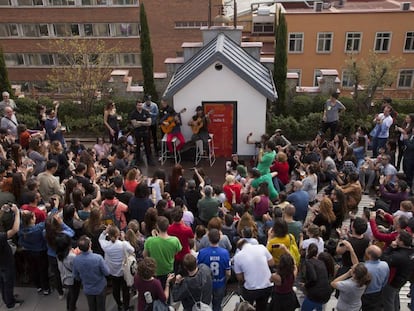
[204,102,236,157]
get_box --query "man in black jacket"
[382,230,414,311]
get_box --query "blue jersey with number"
[197,246,230,289]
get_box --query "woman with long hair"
[124,167,141,193]
[55,233,81,311]
[64,178,80,205]
[396,113,414,169]
[168,164,185,201]
[310,197,336,241]
[49,140,70,182]
[134,257,174,311]
[18,210,50,295]
[27,138,47,176]
[103,101,120,145]
[268,253,300,311]
[147,168,165,204]
[125,220,145,260]
[301,243,332,311]
[82,207,105,256]
[266,217,294,266]
[99,225,135,311]
[45,214,75,299]
[251,181,271,221]
[128,182,154,225]
[330,187,346,230]
[141,207,158,237]
[331,263,371,311]
[10,143,23,167]
[302,164,318,204]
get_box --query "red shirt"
[167,222,193,262]
[271,161,290,185]
[223,183,242,204]
[21,204,46,224]
[124,180,139,193]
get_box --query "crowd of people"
[0,92,413,311]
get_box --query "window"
[288,69,302,86]
[84,23,109,36]
[117,53,141,66]
[4,54,24,66]
[49,0,75,5]
[404,32,414,52]
[39,24,49,36]
[288,33,303,53]
[341,70,354,88]
[17,0,33,5]
[113,23,139,36]
[252,23,274,34]
[40,54,54,65]
[314,69,322,86]
[0,24,18,37]
[0,0,11,5]
[54,24,79,36]
[54,24,71,36]
[374,32,391,52]
[82,0,106,4]
[398,69,414,88]
[22,24,39,37]
[345,32,361,52]
[56,54,71,66]
[174,21,208,29]
[112,0,137,5]
[317,32,333,53]
[26,54,41,65]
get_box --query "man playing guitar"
[160,100,186,153]
[188,106,211,153]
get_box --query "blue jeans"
[372,137,387,158]
[301,297,323,311]
[212,286,226,311]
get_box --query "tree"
[345,50,403,114]
[140,2,158,102]
[273,8,287,116]
[43,38,117,114]
[0,47,13,98]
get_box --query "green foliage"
[344,51,403,114]
[0,47,13,98]
[15,97,138,135]
[273,9,287,116]
[140,2,159,102]
[271,93,379,141]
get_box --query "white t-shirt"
[233,243,273,290]
[302,237,324,255]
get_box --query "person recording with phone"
[0,203,23,309]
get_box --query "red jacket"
[370,213,398,249]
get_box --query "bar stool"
[160,134,181,165]
[195,134,215,166]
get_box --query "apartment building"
[239,0,414,98]
[0,0,222,91]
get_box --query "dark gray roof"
[163,33,277,101]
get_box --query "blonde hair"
[277,151,288,162]
[400,200,413,212]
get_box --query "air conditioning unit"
[401,2,410,10]
[314,2,323,12]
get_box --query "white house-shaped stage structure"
[163,28,277,157]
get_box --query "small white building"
[163,27,277,157]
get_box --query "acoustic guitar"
[190,109,214,134]
[161,108,186,134]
